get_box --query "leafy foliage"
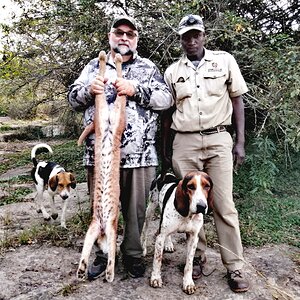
[246,136,279,194]
[234,144,300,247]
[234,135,300,196]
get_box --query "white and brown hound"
[141,171,213,294]
[76,51,126,282]
[31,143,76,228]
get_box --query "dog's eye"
[59,184,64,187]
[204,183,211,190]
[187,183,195,190]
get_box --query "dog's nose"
[196,204,207,214]
[61,195,69,200]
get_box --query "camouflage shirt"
[68,52,172,168]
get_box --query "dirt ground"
[0,174,299,300]
[0,120,299,300]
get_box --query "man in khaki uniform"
[162,14,249,293]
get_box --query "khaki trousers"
[86,166,156,258]
[172,131,244,271]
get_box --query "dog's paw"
[76,260,87,280]
[51,213,58,220]
[183,283,196,295]
[43,215,51,221]
[105,270,114,283]
[164,245,174,252]
[183,278,196,294]
[76,267,86,280]
[150,276,162,288]
[76,270,86,280]
[164,238,174,252]
[164,235,175,253]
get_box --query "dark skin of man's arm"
[231,95,245,170]
[161,105,176,176]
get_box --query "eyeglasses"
[112,29,137,40]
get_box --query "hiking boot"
[123,255,145,278]
[87,255,107,281]
[227,270,249,293]
[192,255,207,280]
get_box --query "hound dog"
[141,171,213,295]
[31,143,76,228]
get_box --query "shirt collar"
[181,47,214,65]
[203,48,214,61]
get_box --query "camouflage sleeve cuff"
[129,82,151,107]
[68,84,95,112]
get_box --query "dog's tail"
[31,143,53,167]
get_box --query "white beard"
[114,45,134,56]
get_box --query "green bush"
[234,136,279,195]
[234,141,300,247]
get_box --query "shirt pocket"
[203,71,227,97]
[172,79,192,112]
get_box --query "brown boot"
[227,270,249,292]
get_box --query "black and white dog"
[141,171,213,294]
[31,143,76,228]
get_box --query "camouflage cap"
[111,15,137,31]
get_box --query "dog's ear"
[174,179,189,217]
[49,175,59,191]
[69,173,76,189]
[205,174,214,214]
[207,189,214,214]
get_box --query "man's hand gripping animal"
[77,51,126,282]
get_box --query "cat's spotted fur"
[77,51,126,282]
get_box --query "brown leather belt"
[178,126,227,135]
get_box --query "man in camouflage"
[68,15,172,279]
